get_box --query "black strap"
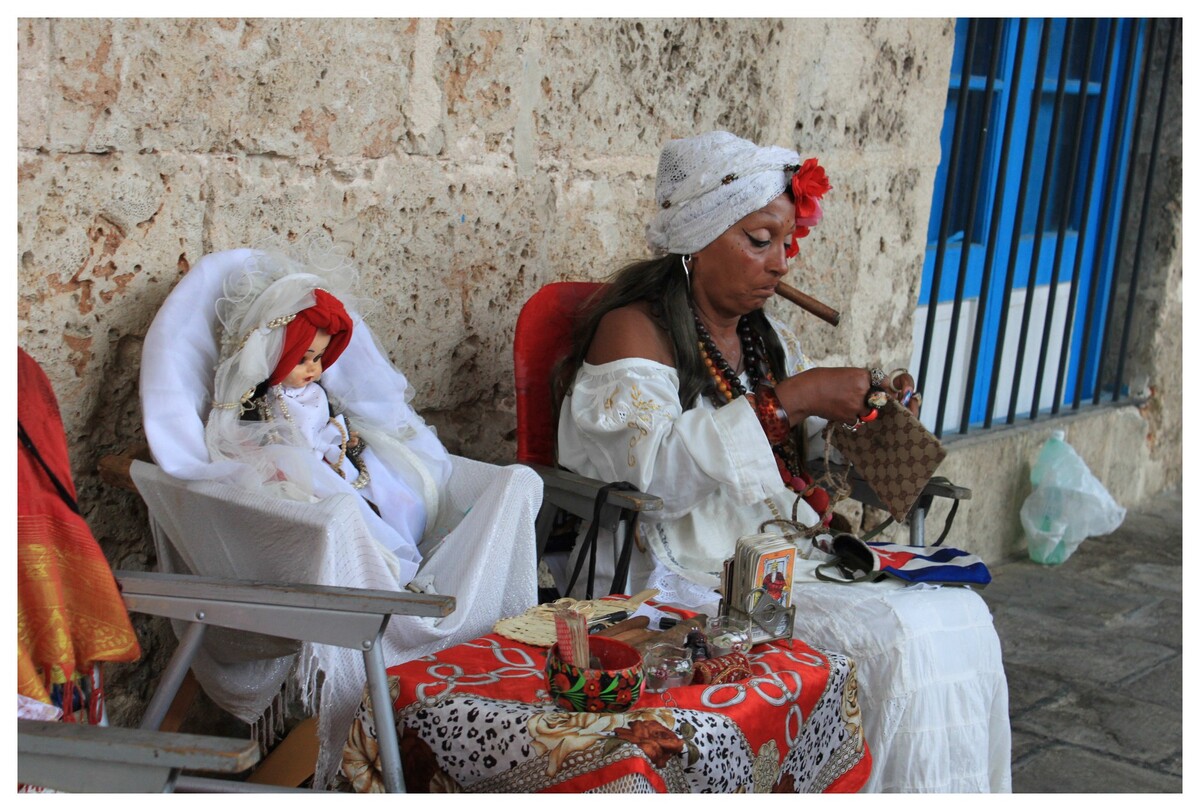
[564,481,639,600]
[931,496,960,547]
[18,421,81,515]
[611,509,641,596]
[860,515,893,541]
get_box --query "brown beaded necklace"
[693,313,762,402]
[692,310,830,521]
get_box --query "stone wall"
[17,15,954,555]
[17,17,1181,732]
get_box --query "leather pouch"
[829,399,946,521]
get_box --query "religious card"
[751,546,796,610]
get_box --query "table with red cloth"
[340,630,871,793]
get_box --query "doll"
[204,248,452,586]
[245,289,369,491]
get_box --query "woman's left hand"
[886,369,922,417]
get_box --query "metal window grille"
[913,17,1177,438]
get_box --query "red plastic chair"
[513,282,603,467]
[513,282,662,599]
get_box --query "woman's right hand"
[775,367,878,426]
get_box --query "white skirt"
[790,579,1011,792]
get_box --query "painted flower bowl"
[545,635,644,713]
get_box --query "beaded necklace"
[692,310,830,523]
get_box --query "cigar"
[775,282,841,327]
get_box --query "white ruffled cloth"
[557,316,1011,793]
[136,249,541,788]
[790,579,1010,792]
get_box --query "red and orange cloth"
[345,630,870,793]
[17,348,140,718]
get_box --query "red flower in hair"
[787,158,832,258]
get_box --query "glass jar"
[706,615,752,657]
[642,644,693,693]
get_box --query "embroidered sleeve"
[557,358,783,520]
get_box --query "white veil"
[202,240,452,585]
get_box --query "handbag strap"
[18,421,81,515]
[814,560,875,584]
[564,481,639,600]
[860,476,961,546]
[929,478,960,547]
[860,515,893,541]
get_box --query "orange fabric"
[17,349,140,707]
[378,630,871,793]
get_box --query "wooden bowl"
[545,635,644,712]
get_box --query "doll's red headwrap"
[267,288,353,386]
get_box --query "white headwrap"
[646,131,802,256]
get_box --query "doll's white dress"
[260,381,427,582]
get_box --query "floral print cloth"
[340,632,870,793]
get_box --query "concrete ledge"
[867,402,1156,565]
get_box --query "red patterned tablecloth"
[341,631,870,793]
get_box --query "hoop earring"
[680,254,693,289]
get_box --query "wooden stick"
[775,282,841,327]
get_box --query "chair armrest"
[525,462,663,520]
[98,446,151,494]
[807,461,972,513]
[921,476,972,501]
[114,570,455,650]
[18,719,260,792]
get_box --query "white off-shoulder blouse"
[556,316,829,605]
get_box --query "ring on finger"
[865,388,889,410]
[888,368,909,393]
[861,408,879,423]
[868,367,886,387]
[842,418,864,433]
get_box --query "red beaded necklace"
[693,311,831,524]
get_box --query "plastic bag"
[1019,430,1126,565]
